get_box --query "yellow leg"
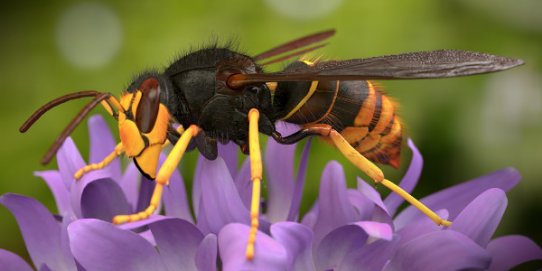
[74,143,125,180]
[112,125,200,224]
[309,124,451,227]
[246,109,263,260]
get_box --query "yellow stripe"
[307,80,340,125]
[370,95,394,135]
[354,81,376,126]
[341,126,369,145]
[381,120,401,144]
[280,80,319,120]
[356,134,381,153]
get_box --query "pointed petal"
[34,170,72,216]
[339,238,400,271]
[69,169,112,218]
[357,178,393,225]
[88,115,122,180]
[384,139,423,215]
[384,231,491,271]
[234,159,252,208]
[0,194,76,271]
[487,235,542,271]
[218,142,238,178]
[394,167,520,229]
[57,137,86,186]
[300,203,318,229]
[192,155,206,214]
[451,188,507,246]
[135,177,156,213]
[396,209,449,247]
[265,133,296,222]
[287,139,312,221]
[196,234,218,271]
[68,219,167,271]
[161,155,193,222]
[119,162,141,210]
[219,223,288,271]
[0,249,34,271]
[316,222,392,271]
[195,158,250,234]
[312,161,356,247]
[348,189,375,221]
[271,222,315,271]
[80,178,132,221]
[149,218,204,271]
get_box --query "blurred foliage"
[1,0,541,266]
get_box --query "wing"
[228,50,524,88]
[253,29,335,64]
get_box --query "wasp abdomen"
[275,75,403,168]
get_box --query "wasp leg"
[100,96,123,120]
[74,143,125,180]
[305,124,452,227]
[112,125,200,225]
[272,128,315,145]
[73,96,125,180]
[246,108,263,260]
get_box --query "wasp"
[20,29,523,260]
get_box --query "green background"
[1,0,541,267]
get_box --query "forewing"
[227,50,523,88]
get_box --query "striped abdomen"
[273,78,403,168]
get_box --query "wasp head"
[118,74,172,179]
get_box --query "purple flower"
[1,115,541,270]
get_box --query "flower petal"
[0,194,76,271]
[312,161,356,247]
[316,222,392,271]
[357,178,392,225]
[300,203,318,229]
[271,222,315,271]
[118,215,170,231]
[88,115,122,180]
[384,230,491,271]
[275,121,300,135]
[69,168,113,218]
[34,170,72,216]
[394,167,520,229]
[450,188,507,247]
[119,162,141,210]
[0,249,34,271]
[487,235,542,271]
[68,219,167,271]
[219,223,288,271]
[265,133,296,222]
[56,137,86,186]
[149,218,204,271]
[339,238,400,271]
[195,158,250,234]
[161,155,193,222]
[287,139,312,221]
[80,178,132,221]
[135,177,156,213]
[196,234,218,271]
[396,209,448,247]
[348,189,375,221]
[218,142,239,178]
[234,159,252,208]
[192,155,206,214]
[384,139,423,215]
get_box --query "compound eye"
[136,77,161,133]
